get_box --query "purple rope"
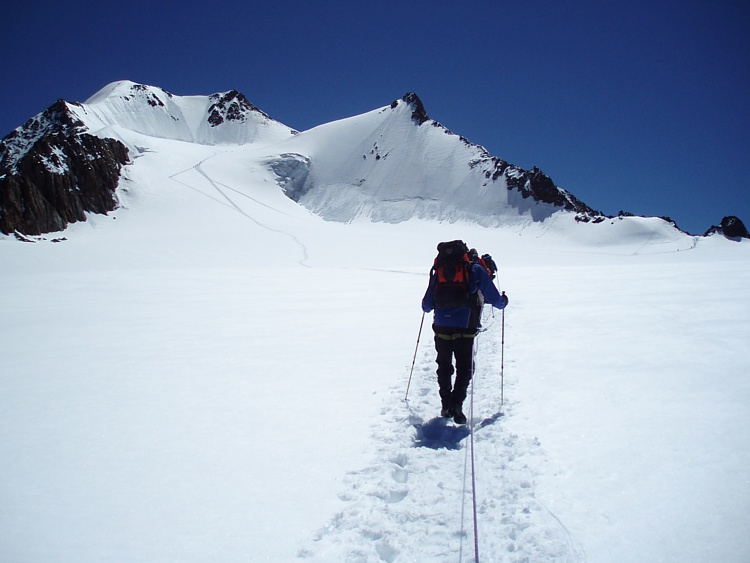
[469,339,480,562]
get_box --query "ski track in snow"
[168,154,311,266]
[299,311,586,563]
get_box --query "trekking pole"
[500,299,506,407]
[492,274,500,319]
[405,311,426,401]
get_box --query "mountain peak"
[207,90,270,127]
[0,95,128,235]
[85,80,174,107]
[0,81,692,238]
[392,92,430,124]
[704,215,749,239]
[79,81,297,145]
[0,99,85,173]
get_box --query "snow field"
[301,306,579,561]
[3,234,748,561]
[505,255,750,562]
[300,305,583,562]
[0,263,423,561]
[2,85,749,560]
[2,203,749,562]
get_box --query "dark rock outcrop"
[131,83,168,107]
[207,90,269,127]
[511,166,594,213]
[475,155,600,216]
[393,92,601,218]
[394,92,430,125]
[0,100,129,235]
[704,216,749,239]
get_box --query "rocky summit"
[0,100,129,235]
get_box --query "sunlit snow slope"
[1,82,748,563]
[3,81,688,237]
[79,80,297,146]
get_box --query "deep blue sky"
[3,0,748,234]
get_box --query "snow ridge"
[1,81,692,242]
[76,80,296,145]
[269,94,598,227]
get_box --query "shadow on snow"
[413,417,469,450]
[477,411,504,430]
[411,412,503,450]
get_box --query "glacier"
[0,81,748,562]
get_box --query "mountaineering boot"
[439,388,453,418]
[452,403,467,425]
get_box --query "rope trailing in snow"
[500,306,505,407]
[469,336,481,563]
[465,303,498,562]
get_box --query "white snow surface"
[260,100,564,225]
[75,80,296,146]
[1,83,750,562]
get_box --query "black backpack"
[431,240,471,308]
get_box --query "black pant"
[434,331,475,409]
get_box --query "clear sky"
[2,0,748,234]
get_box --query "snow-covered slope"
[261,94,596,226]
[0,81,302,235]
[1,77,749,561]
[5,81,689,240]
[2,82,749,562]
[0,161,748,561]
[77,80,297,146]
